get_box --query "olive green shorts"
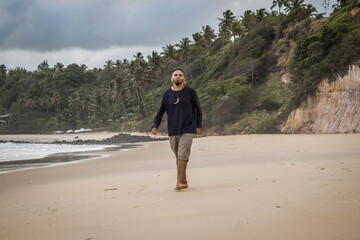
[169,133,194,161]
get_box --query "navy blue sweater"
[152,85,202,136]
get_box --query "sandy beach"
[0,134,359,240]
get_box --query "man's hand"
[196,128,200,134]
[152,127,158,135]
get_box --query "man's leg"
[170,136,179,169]
[174,134,193,190]
[176,159,186,181]
[170,136,183,190]
[175,160,188,190]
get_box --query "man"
[152,67,202,191]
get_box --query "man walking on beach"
[152,67,202,190]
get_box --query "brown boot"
[175,160,188,190]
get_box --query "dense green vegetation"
[289,2,360,104]
[0,0,359,134]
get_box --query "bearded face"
[171,70,185,86]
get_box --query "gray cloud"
[0,0,331,70]
[0,0,327,51]
[0,0,217,51]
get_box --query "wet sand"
[0,134,359,240]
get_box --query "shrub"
[289,10,359,98]
[210,96,238,125]
[248,25,276,58]
[212,55,230,79]
[255,115,278,133]
[210,37,230,54]
[259,96,281,111]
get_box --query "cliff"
[282,64,360,133]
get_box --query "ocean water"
[0,142,114,162]
[0,142,119,173]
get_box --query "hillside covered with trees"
[1,0,359,134]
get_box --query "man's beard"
[174,80,183,86]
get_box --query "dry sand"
[0,134,359,240]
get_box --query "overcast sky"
[0,0,335,71]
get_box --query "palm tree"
[133,52,144,61]
[68,92,81,118]
[52,62,64,79]
[102,81,115,106]
[126,59,150,114]
[79,88,94,118]
[147,51,164,73]
[241,10,256,32]
[271,0,285,14]
[334,0,348,8]
[217,10,236,38]
[284,0,306,13]
[0,64,6,77]
[51,92,62,114]
[304,4,318,17]
[86,94,97,120]
[255,8,269,23]
[122,59,129,67]
[115,60,122,69]
[128,75,147,115]
[114,73,129,119]
[37,60,49,71]
[0,64,6,86]
[201,25,216,48]
[54,62,64,72]
[162,44,177,62]
[147,51,164,105]
[229,21,246,40]
[40,95,51,116]
[91,90,107,124]
[176,37,192,60]
[104,60,115,69]
[192,32,205,47]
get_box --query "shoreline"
[0,132,165,173]
[0,132,168,144]
[1,134,359,240]
[0,132,119,143]
[0,143,142,174]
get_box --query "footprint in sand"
[280,162,296,167]
[199,148,210,152]
[137,185,147,192]
[129,185,147,193]
[341,168,352,172]
[47,207,58,213]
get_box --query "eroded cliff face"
[282,65,360,133]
